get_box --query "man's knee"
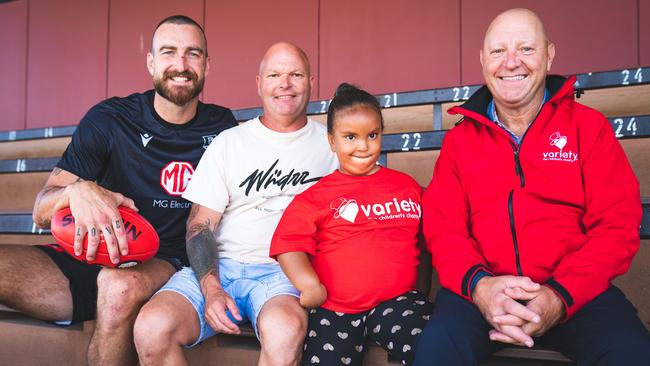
[417,317,460,350]
[134,303,176,354]
[96,269,151,322]
[134,292,199,357]
[258,298,307,354]
[414,292,492,365]
[414,318,483,366]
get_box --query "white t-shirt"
[183,117,338,264]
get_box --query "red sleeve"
[269,194,319,259]
[423,130,491,301]
[546,113,641,320]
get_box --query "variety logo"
[202,134,216,149]
[542,132,578,163]
[549,132,567,150]
[329,197,421,223]
[141,132,153,147]
[330,198,360,223]
[160,161,194,196]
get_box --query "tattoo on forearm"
[187,223,221,285]
[187,204,199,224]
[33,170,84,228]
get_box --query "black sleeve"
[56,107,112,181]
[221,108,238,129]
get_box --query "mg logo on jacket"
[160,162,194,196]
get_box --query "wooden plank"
[0,137,69,160]
[621,139,650,197]
[615,240,650,330]
[493,347,571,362]
[387,150,439,188]
[579,84,650,118]
[0,234,54,245]
[0,172,48,211]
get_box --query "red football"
[50,206,159,268]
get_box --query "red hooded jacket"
[422,75,641,319]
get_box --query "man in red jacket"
[413,8,650,365]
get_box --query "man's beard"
[154,69,204,106]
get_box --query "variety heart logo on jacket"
[543,131,578,162]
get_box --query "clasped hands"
[472,275,564,347]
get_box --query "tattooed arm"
[186,204,242,334]
[32,167,138,264]
[33,168,81,227]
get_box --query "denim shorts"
[157,257,300,347]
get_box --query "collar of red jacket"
[449,75,577,127]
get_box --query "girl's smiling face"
[328,106,382,176]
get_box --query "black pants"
[303,290,433,366]
[37,244,184,323]
[413,286,650,366]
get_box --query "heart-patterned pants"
[302,290,433,366]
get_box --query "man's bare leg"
[0,245,72,321]
[134,291,201,366]
[87,258,175,366]
[257,295,307,366]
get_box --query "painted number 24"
[613,117,637,138]
[621,68,643,85]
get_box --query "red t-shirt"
[270,167,422,313]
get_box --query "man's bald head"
[480,8,555,113]
[152,15,208,57]
[484,8,549,50]
[255,42,314,130]
[258,42,311,77]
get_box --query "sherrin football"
[50,206,159,268]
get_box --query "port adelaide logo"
[202,134,216,149]
[160,162,194,196]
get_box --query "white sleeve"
[182,135,230,214]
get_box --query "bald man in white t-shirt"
[134,42,338,366]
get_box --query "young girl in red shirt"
[270,83,433,366]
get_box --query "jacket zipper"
[508,190,523,276]
[508,131,529,277]
[512,146,525,187]
[466,88,554,279]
